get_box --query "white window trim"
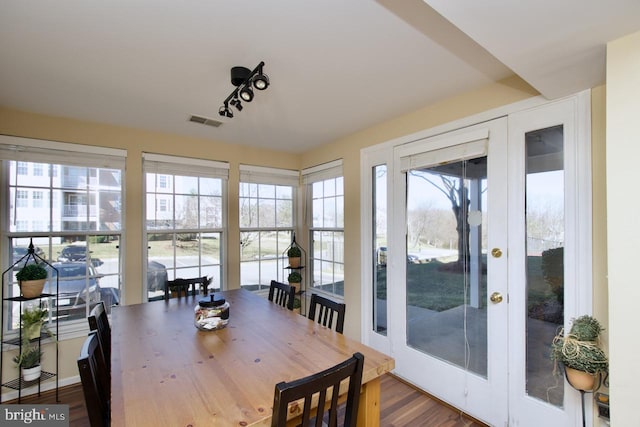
[0,135,127,168]
[1,136,127,342]
[142,152,229,179]
[142,153,228,299]
[304,160,345,298]
[301,159,343,184]
[239,164,299,186]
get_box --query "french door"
[393,118,510,425]
[364,93,592,426]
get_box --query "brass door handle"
[490,292,503,304]
[491,248,502,258]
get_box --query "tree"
[409,170,471,271]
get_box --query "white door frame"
[361,91,593,426]
[507,92,593,427]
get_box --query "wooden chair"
[308,293,346,334]
[271,352,364,427]
[268,280,296,310]
[88,301,111,372]
[78,332,110,427]
[164,276,209,300]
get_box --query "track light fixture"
[219,61,269,118]
[230,97,243,111]
[218,103,233,118]
[238,85,253,102]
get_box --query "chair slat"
[268,280,296,310]
[271,352,364,427]
[308,293,346,333]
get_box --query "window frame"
[142,153,229,301]
[302,160,344,298]
[1,135,126,336]
[238,165,299,291]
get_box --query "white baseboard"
[1,375,80,403]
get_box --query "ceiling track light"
[219,61,269,118]
[218,103,233,118]
[239,85,253,102]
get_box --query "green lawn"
[376,256,558,314]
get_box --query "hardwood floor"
[380,375,487,427]
[4,383,91,427]
[6,374,486,426]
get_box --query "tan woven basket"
[19,278,46,298]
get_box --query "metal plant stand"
[1,239,59,403]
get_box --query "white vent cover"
[189,115,223,128]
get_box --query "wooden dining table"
[110,289,395,426]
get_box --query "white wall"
[606,30,640,426]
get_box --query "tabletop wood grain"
[111,289,394,426]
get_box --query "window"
[372,164,387,335]
[143,153,228,301]
[1,136,126,331]
[33,163,44,176]
[239,165,298,292]
[32,190,44,208]
[303,160,344,297]
[16,162,27,175]
[16,189,27,208]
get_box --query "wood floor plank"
[5,373,487,426]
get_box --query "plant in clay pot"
[16,263,48,298]
[551,315,608,391]
[287,245,302,268]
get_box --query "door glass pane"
[406,156,488,377]
[373,165,387,335]
[525,125,565,406]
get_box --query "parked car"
[42,262,103,320]
[57,244,104,267]
[55,243,167,296]
[147,260,168,292]
[12,245,46,264]
[407,254,421,264]
[376,247,421,265]
[377,247,387,266]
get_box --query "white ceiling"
[1,0,638,153]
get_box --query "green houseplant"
[13,345,43,381]
[21,306,52,341]
[16,263,48,298]
[287,271,302,284]
[551,315,608,391]
[287,245,302,268]
[292,296,301,314]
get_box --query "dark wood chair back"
[88,301,111,372]
[268,280,296,310]
[308,293,346,334]
[78,332,110,427]
[164,276,210,300]
[271,352,364,427]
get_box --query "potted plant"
[287,245,302,268]
[287,271,302,285]
[551,315,608,391]
[21,306,52,341]
[13,345,43,381]
[16,263,48,298]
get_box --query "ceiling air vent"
[189,115,223,128]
